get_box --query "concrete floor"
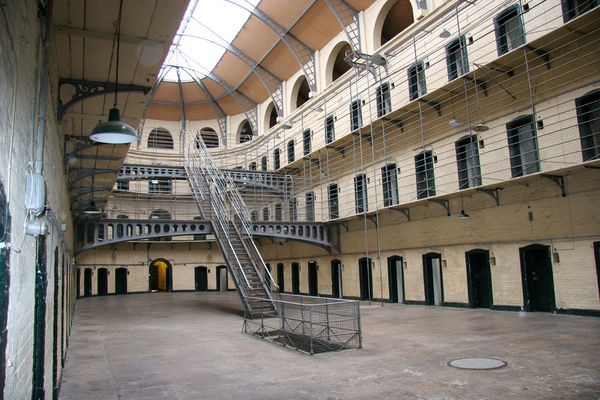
[60,292,600,400]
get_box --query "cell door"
[388,256,404,303]
[195,267,208,291]
[423,253,443,305]
[595,242,600,300]
[359,258,373,301]
[291,263,300,294]
[77,269,81,298]
[84,268,92,297]
[520,245,555,312]
[331,260,342,298]
[308,262,318,296]
[216,266,228,291]
[466,250,492,308]
[115,268,127,295]
[277,264,285,293]
[97,268,108,296]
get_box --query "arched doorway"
[115,268,127,295]
[358,257,373,301]
[331,259,342,298]
[84,268,92,297]
[387,256,405,303]
[97,268,108,296]
[149,258,173,292]
[519,244,555,312]
[422,253,443,305]
[466,249,492,308]
[308,261,318,296]
[195,266,208,291]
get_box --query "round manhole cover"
[448,357,507,370]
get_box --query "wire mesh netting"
[243,293,361,355]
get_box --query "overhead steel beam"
[54,24,167,47]
[189,20,285,116]
[324,0,361,52]
[224,0,318,91]
[175,52,258,135]
[176,68,187,129]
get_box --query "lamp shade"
[90,108,137,144]
[83,200,101,215]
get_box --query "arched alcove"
[326,41,352,86]
[373,0,414,50]
[291,75,310,112]
[238,120,253,144]
[264,102,278,130]
[147,127,174,149]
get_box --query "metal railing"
[243,293,362,355]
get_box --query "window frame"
[325,115,335,144]
[575,89,600,161]
[376,82,392,118]
[328,184,339,220]
[381,163,399,207]
[305,192,315,222]
[415,150,436,199]
[303,129,312,156]
[506,115,540,177]
[408,62,427,101]
[446,36,469,81]
[354,173,368,214]
[562,0,599,22]
[287,140,295,164]
[494,5,525,56]
[350,100,363,131]
[455,135,483,189]
[273,148,280,170]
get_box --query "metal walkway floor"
[60,292,600,400]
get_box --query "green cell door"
[331,260,342,298]
[195,266,208,291]
[466,250,492,308]
[359,258,373,301]
[292,263,300,294]
[97,268,108,296]
[84,268,92,297]
[308,261,318,296]
[520,245,555,312]
[115,268,127,295]
[388,256,404,303]
[423,253,443,305]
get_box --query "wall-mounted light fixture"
[439,28,451,38]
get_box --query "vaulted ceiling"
[148,0,377,122]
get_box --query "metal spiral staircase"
[182,130,277,318]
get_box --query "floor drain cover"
[448,357,507,370]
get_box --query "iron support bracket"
[57,78,151,121]
[476,187,503,206]
[541,174,566,197]
[429,199,450,216]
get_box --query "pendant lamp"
[90,0,137,144]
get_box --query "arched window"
[296,77,310,109]
[149,209,171,220]
[267,103,278,129]
[332,42,351,83]
[239,120,253,144]
[147,128,174,149]
[198,128,219,148]
[379,0,414,47]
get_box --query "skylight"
[161,0,261,82]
